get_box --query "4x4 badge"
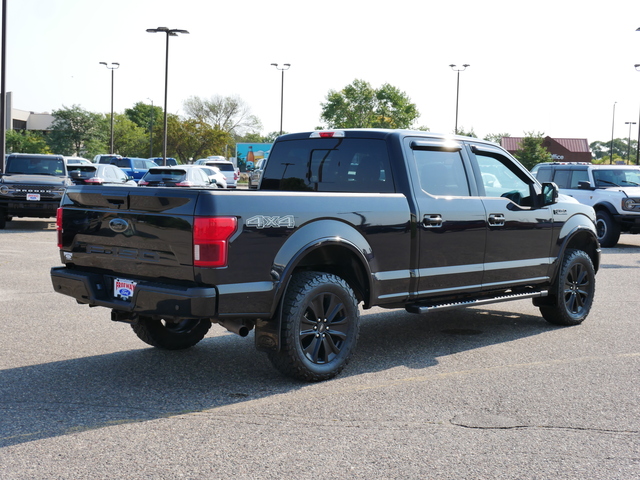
[553,209,567,215]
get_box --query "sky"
[6,0,640,146]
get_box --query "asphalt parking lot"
[0,218,639,479]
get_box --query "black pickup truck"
[51,129,600,381]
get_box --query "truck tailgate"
[59,186,198,282]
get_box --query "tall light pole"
[635,64,640,165]
[1,0,7,172]
[146,27,189,166]
[147,98,154,158]
[450,64,469,135]
[271,63,290,136]
[625,121,636,162]
[99,62,119,154]
[610,101,617,165]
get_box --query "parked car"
[179,165,227,188]
[193,158,237,188]
[67,164,137,186]
[531,162,640,247]
[64,156,92,165]
[149,157,178,166]
[138,166,217,188]
[248,157,267,189]
[98,156,158,182]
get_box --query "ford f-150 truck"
[51,129,600,381]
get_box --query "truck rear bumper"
[50,267,217,318]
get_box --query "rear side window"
[261,138,394,193]
[552,169,570,188]
[413,149,470,197]
[535,167,553,183]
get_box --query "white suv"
[532,162,640,247]
[193,158,237,188]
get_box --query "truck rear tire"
[268,271,360,382]
[131,317,212,350]
[596,210,620,247]
[539,249,595,326]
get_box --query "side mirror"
[578,180,594,190]
[541,182,558,206]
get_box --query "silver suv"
[532,162,640,247]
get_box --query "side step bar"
[405,290,548,314]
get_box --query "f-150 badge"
[246,215,295,229]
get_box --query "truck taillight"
[193,216,237,267]
[56,207,63,249]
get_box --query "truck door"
[468,145,554,287]
[409,140,487,297]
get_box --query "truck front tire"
[268,271,360,382]
[131,317,212,350]
[596,210,620,247]
[539,249,595,326]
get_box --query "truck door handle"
[488,213,505,226]
[423,214,443,228]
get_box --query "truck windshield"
[6,156,66,176]
[593,168,640,187]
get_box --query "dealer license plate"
[114,278,137,301]
[27,193,40,201]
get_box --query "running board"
[405,290,548,314]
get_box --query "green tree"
[6,130,51,154]
[112,113,149,157]
[590,138,636,164]
[125,102,163,131]
[165,115,233,163]
[47,105,104,156]
[484,133,510,144]
[124,102,163,157]
[320,79,420,129]
[183,95,262,159]
[456,127,477,138]
[183,95,262,136]
[512,131,552,170]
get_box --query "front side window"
[475,153,533,206]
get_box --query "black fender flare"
[269,219,375,315]
[551,214,600,284]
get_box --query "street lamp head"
[635,64,640,70]
[147,27,189,35]
[450,64,470,72]
[271,63,291,71]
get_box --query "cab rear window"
[260,138,394,193]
